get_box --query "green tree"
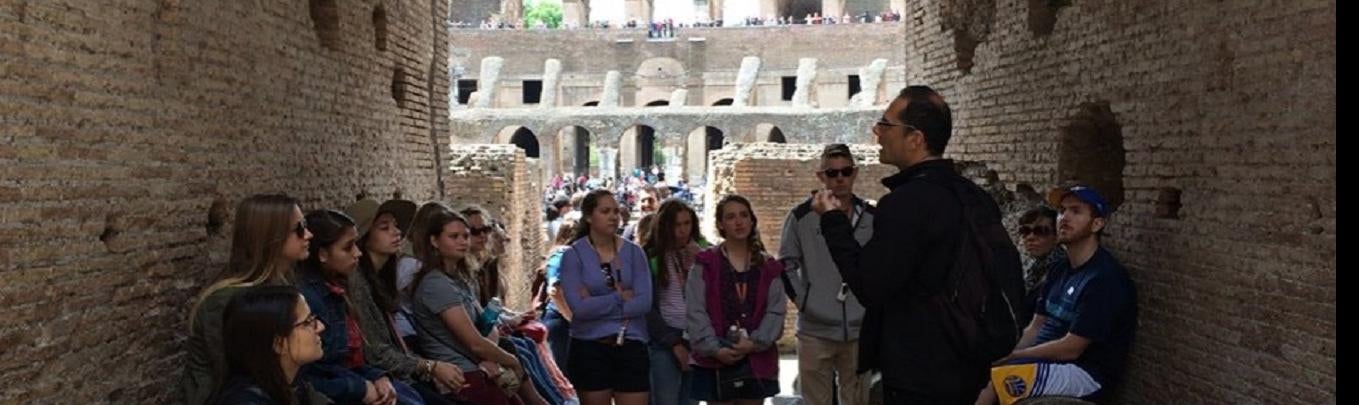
[653,142,666,168]
[522,0,563,29]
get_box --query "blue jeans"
[391,378,426,405]
[543,309,572,377]
[648,344,695,405]
[511,336,567,405]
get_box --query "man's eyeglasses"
[470,226,493,236]
[294,313,322,331]
[874,120,916,132]
[1018,225,1054,236]
[821,167,857,178]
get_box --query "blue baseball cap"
[1047,185,1110,217]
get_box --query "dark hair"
[1020,206,1058,226]
[644,199,704,286]
[409,210,477,298]
[217,286,306,405]
[552,197,571,210]
[894,85,953,156]
[572,189,617,242]
[358,211,402,314]
[714,194,769,265]
[301,209,356,278]
[408,202,453,261]
[821,143,855,162]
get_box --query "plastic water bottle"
[478,297,503,336]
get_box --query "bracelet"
[421,360,435,379]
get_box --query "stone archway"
[496,126,541,158]
[557,126,593,177]
[686,126,725,184]
[620,124,660,178]
[755,123,787,143]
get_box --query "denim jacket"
[296,268,388,404]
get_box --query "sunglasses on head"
[1018,225,1053,236]
[821,167,857,178]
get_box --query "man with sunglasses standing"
[814,86,1023,403]
[779,144,875,405]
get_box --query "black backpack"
[919,173,1028,366]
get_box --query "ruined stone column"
[669,89,689,106]
[501,0,523,25]
[624,0,652,23]
[733,56,762,107]
[851,58,888,107]
[601,71,623,107]
[541,59,562,107]
[792,58,819,108]
[708,0,724,22]
[562,0,588,27]
[474,56,504,108]
[758,0,779,18]
[823,0,846,19]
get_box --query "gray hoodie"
[778,197,874,342]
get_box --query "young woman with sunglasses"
[1016,206,1064,327]
[558,189,654,405]
[182,194,313,405]
[212,285,328,405]
[460,206,506,308]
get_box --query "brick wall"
[0,0,449,402]
[443,145,544,312]
[900,0,1335,402]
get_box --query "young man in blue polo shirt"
[976,185,1139,405]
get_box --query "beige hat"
[344,198,417,238]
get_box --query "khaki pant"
[797,335,868,405]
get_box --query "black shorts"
[567,338,650,392]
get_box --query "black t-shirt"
[1035,247,1138,386]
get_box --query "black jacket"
[821,159,993,403]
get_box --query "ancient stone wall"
[902,0,1335,402]
[0,0,450,402]
[448,22,908,108]
[443,145,544,311]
